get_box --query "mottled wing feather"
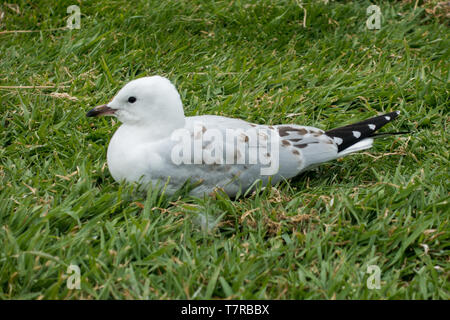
[276,124,338,169]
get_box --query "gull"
[86,76,406,197]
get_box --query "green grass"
[0,0,449,299]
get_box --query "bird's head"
[87,76,185,128]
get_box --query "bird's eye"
[128,96,137,103]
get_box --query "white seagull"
[86,76,405,197]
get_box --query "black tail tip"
[325,110,404,152]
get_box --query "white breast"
[107,125,158,183]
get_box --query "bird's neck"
[118,116,186,142]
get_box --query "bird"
[86,76,406,197]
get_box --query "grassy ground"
[0,0,448,299]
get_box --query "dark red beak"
[86,104,116,117]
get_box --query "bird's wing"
[275,124,339,169]
[144,115,268,195]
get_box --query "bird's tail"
[325,111,408,156]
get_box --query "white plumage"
[86,76,401,197]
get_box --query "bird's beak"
[86,104,117,117]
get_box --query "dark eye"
[128,96,137,103]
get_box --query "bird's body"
[87,76,404,196]
[106,115,328,196]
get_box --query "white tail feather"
[337,138,373,157]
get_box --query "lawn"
[0,0,448,299]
